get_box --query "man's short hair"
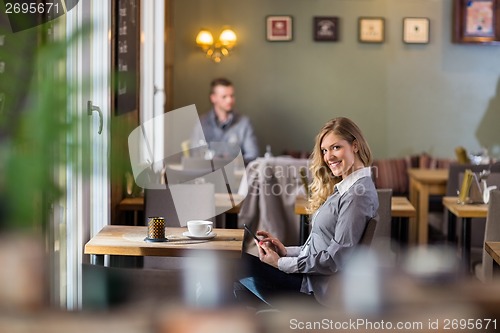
[210,77,233,94]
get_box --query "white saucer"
[182,231,216,240]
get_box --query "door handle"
[87,101,103,134]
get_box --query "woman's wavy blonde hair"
[307,117,373,214]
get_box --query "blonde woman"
[238,117,379,305]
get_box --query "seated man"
[190,78,259,165]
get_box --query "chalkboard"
[114,0,140,115]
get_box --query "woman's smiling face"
[320,131,362,178]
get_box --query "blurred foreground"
[1,236,500,333]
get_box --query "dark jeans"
[237,252,312,304]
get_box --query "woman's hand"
[256,231,287,257]
[255,239,280,268]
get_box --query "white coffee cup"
[187,220,213,237]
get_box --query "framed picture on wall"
[313,16,339,41]
[266,16,293,41]
[453,0,500,44]
[403,17,430,44]
[358,17,385,43]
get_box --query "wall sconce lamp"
[195,27,237,63]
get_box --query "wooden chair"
[144,188,180,227]
[370,189,396,264]
[144,183,215,227]
[143,183,215,270]
[474,190,500,283]
[359,218,377,246]
[373,189,392,241]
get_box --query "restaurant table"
[84,225,244,265]
[485,241,500,276]
[442,196,488,273]
[294,196,416,245]
[117,193,243,227]
[391,196,417,245]
[408,168,448,245]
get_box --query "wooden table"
[408,168,448,245]
[294,196,416,245]
[485,241,500,274]
[442,196,488,273]
[391,196,417,245]
[84,225,245,265]
[118,193,243,226]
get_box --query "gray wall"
[169,0,500,160]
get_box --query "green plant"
[0,22,88,231]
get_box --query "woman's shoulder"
[359,174,377,187]
[345,176,377,199]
